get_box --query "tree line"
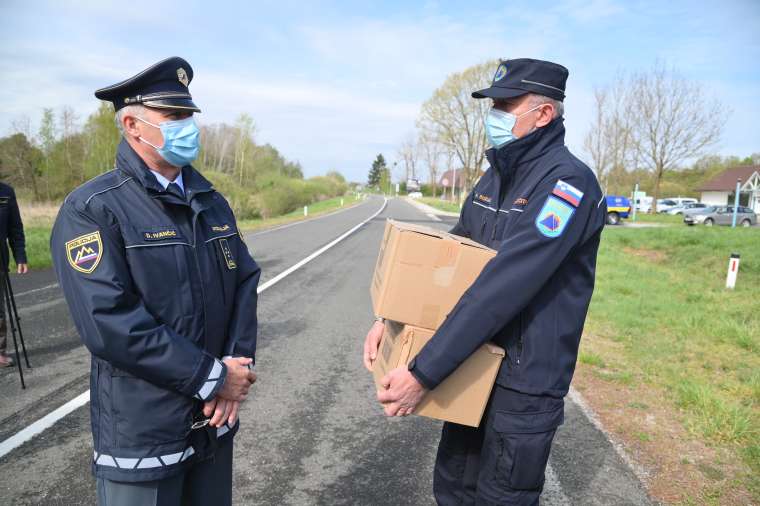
[0,104,347,219]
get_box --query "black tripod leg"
[3,276,25,388]
[5,273,30,368]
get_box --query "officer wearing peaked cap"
[365,58,606,505]
[51,57,261,505]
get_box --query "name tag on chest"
[143,229,180,241]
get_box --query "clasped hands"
[203,356,256,428]
[363,320,427,417]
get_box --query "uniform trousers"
[433,386,564,506]
[96,439,233,506]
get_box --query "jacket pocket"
[492,407,563,490]
[111,372,193,447]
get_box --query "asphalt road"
[0,196,653,505]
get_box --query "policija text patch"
[66,231,103,273]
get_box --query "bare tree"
[584,80,633,192]
[397,135,419,182]
[234,113,256,185]
[627,63,725,211]
[418,60,497,197]
[418,131,443,197]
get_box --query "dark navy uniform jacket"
[410,118,605,403]
[0,183,27,270]
[51,140,261,482]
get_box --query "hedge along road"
[0,196,651,505]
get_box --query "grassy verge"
[626,212,683,225]
[581,224,759,503]
[17,195,361,270]
[417,197,462,214]
[237,194,361,232]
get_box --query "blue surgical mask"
[485,105,542,148]
[138,116,201,167]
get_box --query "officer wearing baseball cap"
[52,57,261,506]
[366,58,605,505]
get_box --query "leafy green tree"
[368,153,386,187]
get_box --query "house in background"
[438,169,466,200]
[699,165,760,213]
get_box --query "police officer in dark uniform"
[51,57,261,506]
[0,182,29,367]
[366,58,606,505]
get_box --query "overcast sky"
[1,0,758,182]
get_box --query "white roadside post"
[340,198,344,207]
[726,253,740,289]
[304,206,308,217]
[632,182,639,222]
[731,178,741,228]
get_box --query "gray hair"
[114,104,147,135]
[526,93,564,119]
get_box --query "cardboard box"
[373,321,505,427]
[371,220,496,330]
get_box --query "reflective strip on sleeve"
[194,359,224,401]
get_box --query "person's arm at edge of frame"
[8,186,28,274]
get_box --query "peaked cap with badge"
[472,57,569,101]
[95,56,201,112]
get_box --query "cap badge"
[493,64,507,83]
[177,67,189,87]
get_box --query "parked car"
[667,202,709,215]
[657,197,698,213]
[605,195,631,225]
[656,199,680,213]
[407,191,423,199]
[683,206,757,227]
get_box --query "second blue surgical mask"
[485,105,542,148]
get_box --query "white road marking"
[542,463,572,505]
[15,283,60,297]
[0,197,388,461]
[0,392,90,459]
[426,213,441,222]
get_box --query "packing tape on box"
[433,241,460,287]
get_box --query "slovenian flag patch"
[552,179,584,207]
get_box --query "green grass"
[417,197,462,214]
[627,212,683,225]
[16,227,53,271]
[237,194,359,231]
[18,195,359,269]
[586,224,760,497]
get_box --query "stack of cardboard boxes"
[370,220,504,427]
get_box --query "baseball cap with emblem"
[94,56,201,112]
[472,58,569,101]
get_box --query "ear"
[535,103,555,128]
[122,113,141,140]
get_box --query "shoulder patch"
[66,231,103,273]
[536,196,575,238]
[552,179,584,207]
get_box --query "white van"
[633,196,653,213]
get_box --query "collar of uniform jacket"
[115,138,214,203]
[486,117,566,179]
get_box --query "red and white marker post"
[726,253,740,289]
